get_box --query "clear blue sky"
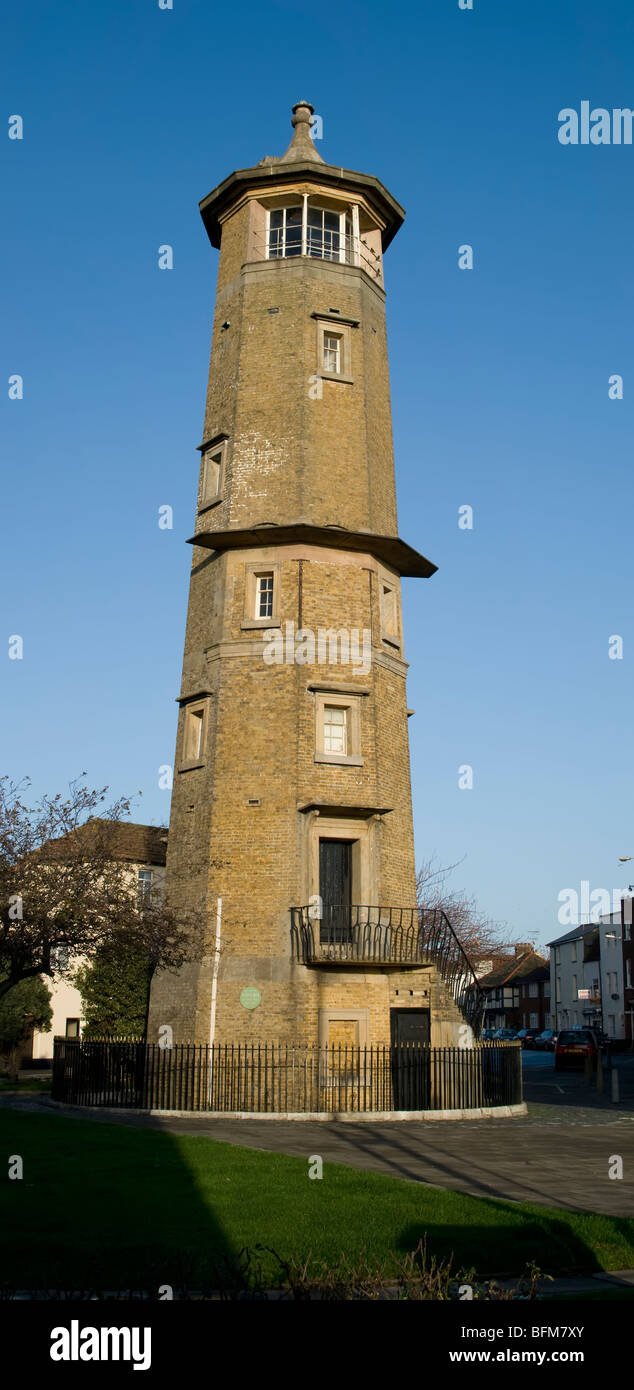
[3,0,634,947]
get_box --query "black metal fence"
[291,905,485,1033]
[52,1039,521,1114]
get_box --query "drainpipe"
[209,897,222,1049]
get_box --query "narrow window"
[65,1019,80,1039]
[255,573,274,620]
[323,333,341,374]
[137,869,153,904]
[323,705,348,755]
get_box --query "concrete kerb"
[49,1100,527,1122]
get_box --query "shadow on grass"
[397,1202,634,1279]
[0,1108,240,1297]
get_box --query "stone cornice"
[199,159,405,251]
[189,523,437,579]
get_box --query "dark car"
[534,1029,558,1050]
[517,1027,542,1050]
[493,1028,518,1041]
[554,1029,597,1071]
[482,1029,497,1041]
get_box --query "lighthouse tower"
[148,102,467,1053]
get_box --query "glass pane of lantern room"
[285,206,302,256]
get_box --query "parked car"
[493,1028,518,1041]
[518,1027,542,1049]
[555,1029,597,1071]
[534,1030,558,1050]
[482,1029,497,1041]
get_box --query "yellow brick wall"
[148,169,464,1051]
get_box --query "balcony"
[291,905,485,1031]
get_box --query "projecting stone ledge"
[188,522,437,579]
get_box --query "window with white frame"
[241,563,281,630]
[316,318,353,382]
[528,981,538,998]
[307,206,345,260]
[255,573,274,620]
[529,1012,539,1029]
[570,942,577,962]
[322,333,342,374]
[627,958,632,988]
[267,204,353,263]
[323,705,348,756]
[314,690,363,765]
[137,869,153,904]
[268,206,302,258]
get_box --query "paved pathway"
[4,1053,634,1216]
[4,1089,634,1216]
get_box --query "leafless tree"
[416,854,519,968]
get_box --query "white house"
[31,823,167,1059]
[548,902,630,1041]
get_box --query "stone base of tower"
[149,956,467,1049]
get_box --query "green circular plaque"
[240,986,262,1011]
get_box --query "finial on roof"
[279,99,324,164]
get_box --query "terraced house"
[148,101,482,1062]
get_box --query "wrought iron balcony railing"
[250,229,383,281]
[290,905,485,1032]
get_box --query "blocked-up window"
[182,703,206,766]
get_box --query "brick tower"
[149,102,467,1053]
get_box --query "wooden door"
[319,839,352,942]
[390,1008,431,1109]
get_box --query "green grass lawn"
[0,1110,633,1291]
[0,1078,51,1093]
